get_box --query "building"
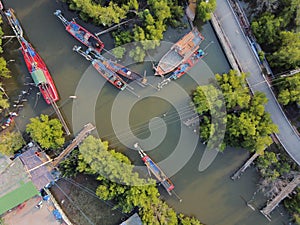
[0,142,58,215]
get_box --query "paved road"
[215,0,300,165]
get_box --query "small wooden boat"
[54,10,104,55]
[73,46,127,90]
[134,143,175,195]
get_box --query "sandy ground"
[3,195,64,225]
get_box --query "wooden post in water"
[260,173,300,221]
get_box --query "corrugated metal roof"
[19,146,56,190]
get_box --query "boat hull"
[170,49,205,80]
[155,27,204,76]
[21,40,59,104]
[141,155,174,193]
[6,8,59,105]
[66,22,104,55]
[92,60,127,90]
[100,58,142,80]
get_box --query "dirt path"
[50,174,125,225]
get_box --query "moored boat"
[154,27,204,76]
[99,57,142,81]
[169,49,205,80]
[93,53,142,80]
[73,46,127,90]
[4,8,23,37]
[20,38,59,104]
[54,10,104,55]
[134,143,175,195]
[5,9,59,104]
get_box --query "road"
[214,0,300,165]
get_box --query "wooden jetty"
[52,123,95,167]
[231,153,259,180]
[260,174,300,221]
[42,83,70,135]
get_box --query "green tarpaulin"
[31,69,47,85]
[0,181,38,215]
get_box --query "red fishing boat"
[20,38,59,104]
[5,8,59,104]
[54,10,104,55]
[93,53,142,80]
[73,46,127,90]
[134,143,175,195]
[169,49,205,80]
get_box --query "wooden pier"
[260,174,300,220]
[52,123,95,167]
[231,153,259,180]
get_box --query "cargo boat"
[73,46,127,90]
[54,10,104,55]
[154,27,204,76]
[134,143,174,195]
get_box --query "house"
[0,142,58,215]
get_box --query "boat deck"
[156,27,204,76]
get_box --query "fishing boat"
[73,46,127,90]
[169,49,205,80]
[134,143,175,195]
[54,10,104,55]
[93,54,142,81]
[154,27,204,76]
[4,8,23,37]
[1,112,18,130]
[5,9,59,104]
[20,38,59,104]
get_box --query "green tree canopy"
[273,73,300,105]
[77,135,203,224]
[26,114,65,149]
[196,0,217,22]
[269,31,300,70]
[0,131,24,156]
[193,70,278,154]
[251,13,283,50]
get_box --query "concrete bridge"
[213,0,300,166]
